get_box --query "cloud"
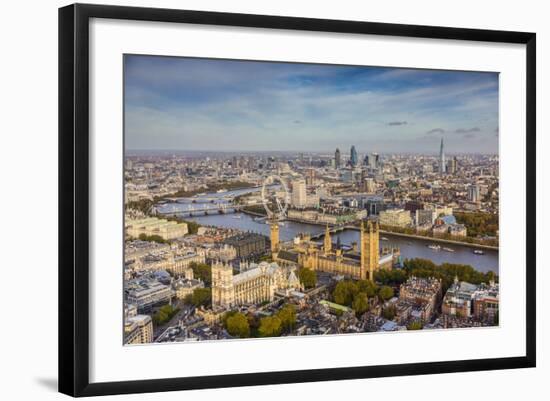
[463,133,477,139]
[124,55,499,153]
[455,127,480,134]
[426,128,445,135]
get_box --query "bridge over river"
[154,201,263,217]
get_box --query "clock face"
[261,175,290,220]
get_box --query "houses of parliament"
[210,219,395,309]
[272,220,394,281]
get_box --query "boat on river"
[381,237,389,241]
[428,244,441,251]
[443,247,455,252]
[473,249,485,255]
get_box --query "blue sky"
[124,55,499,154]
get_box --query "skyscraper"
[291,178,307,208]
[448,156,457,174]
[365,152,379,169]
[439,138,446,174]
[335,148,341,169]
[350,145,358,167]
[468,184,480,203]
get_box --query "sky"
[124,55,499,154]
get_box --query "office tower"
[306,168,315,185]
[350,145,358,167]
[468,184,480,202]
[335,148,341,169]
[447,156,457,174]
[439,138,446,174]
[291,178,307,208]
[368,152,379,169]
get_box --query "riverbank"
[186,212,498,273]
[241,209,267,218]
[282,217,499,251]
[161,182,259,201]
[380,230,498,250]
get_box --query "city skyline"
[126,141,498,156]
[124,55,499,154]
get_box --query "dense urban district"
[123,140,499,344]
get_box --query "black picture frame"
[59,3,536,397]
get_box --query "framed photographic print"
[58,3,536,397]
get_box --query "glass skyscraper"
[350,145,358,167]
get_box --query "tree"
[298,268,317,289]
[374,270,408,286]
[184,220,201,235]
[191,288,211,307]
[152,304,179,326]
[486,270,496,283]
[357,280,378,297]
[276,304,297,333]
[352,292,369,317]
[127,199,154,214]
[225,312,250,338]
[403,258,498,294]
[258,316,282,337]
[137,233,166,244]
[333,280,358,306]
[407,320,423,330]
[247,313,261,335]
[378,285,394,301]
[189,262,212,285]
[455,211,499,237]
[382,305,396,320]
[183,294,193,305]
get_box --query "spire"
[439,137,446,174]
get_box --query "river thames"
[183,213,498,274]
[157,188,499,274]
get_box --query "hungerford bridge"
[151,201,263,217]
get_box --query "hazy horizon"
[124,55,499,154]
[125,147,498,156]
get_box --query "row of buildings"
[378,207,468,238]
[442,277,499,321]
[126,216,188,240]
[287,208,367,225]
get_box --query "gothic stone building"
[222,232,266,258]
[273,220,393,281]
[211,261,301,308]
